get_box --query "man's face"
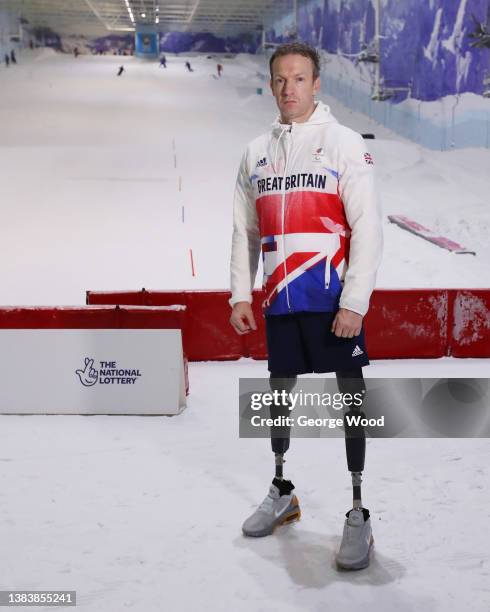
[270,53,320,123]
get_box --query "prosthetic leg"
[336,368,367,509]
[241,374,300,536]
[269,374,297,480]
[335,368,374,569]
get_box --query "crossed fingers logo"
[76,357,98,387]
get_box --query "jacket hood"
[271,101,338,134]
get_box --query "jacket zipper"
[280,125,293,311]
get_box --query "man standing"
[229,42,383,570]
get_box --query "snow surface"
[0,49,489,612]
[1,358,490,611]
[0,49,489,306]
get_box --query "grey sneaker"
[242,478,301,537]
[336,508,374,570]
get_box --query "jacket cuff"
[338,296,368,317]
[229,294,253,308]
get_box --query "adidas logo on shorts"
[352,345,364,357]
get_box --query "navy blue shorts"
[265,311,370,376]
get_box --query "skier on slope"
[229,42,383,570]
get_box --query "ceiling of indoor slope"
[3,0,294,36]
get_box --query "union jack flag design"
[256,189,351,314]
[364,152,374,165]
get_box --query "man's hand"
[331,308,363,338]
[230,301,257,335]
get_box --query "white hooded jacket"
[230,101,383,317]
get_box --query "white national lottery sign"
[0,329,186,415]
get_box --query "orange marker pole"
[189,248,196,277]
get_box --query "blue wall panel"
[135,31,158,58]
[158,31,261,54]
[267,0,490,101]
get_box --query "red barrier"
[0,305,186,329]
[87,290,243,360]
[184,291,244,361]
[85,289,490,361]
[365,290,448,359]
[450,290,490,358]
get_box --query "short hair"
[269,42,321,81]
